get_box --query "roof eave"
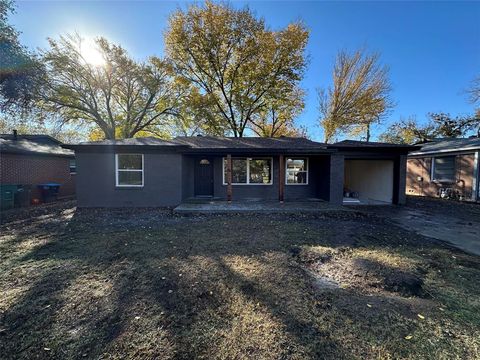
[1,149,74,157]
[62,144,190,151]
[409,146,480,156]
[179,148,335,154]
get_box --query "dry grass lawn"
[0,200,479,359]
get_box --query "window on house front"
[249,159,272,184]
[286,158,308,184]
[432,156,456,182]
[116,154,144,187]
[231,158,247,183]
[223,157,272,185]
[69,159,76,174]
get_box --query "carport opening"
[343,159,394,205]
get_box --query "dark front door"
[194,157,214,196]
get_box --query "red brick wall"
[406,153,476,200]
[0,153,76,200]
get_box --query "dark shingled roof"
[65,135,331,153]
[172,136,328,150]
[409,137,480,155]
[67,137,184,147]
[0,134,73,157]
[64,136,416,154]
[330,140,419,149]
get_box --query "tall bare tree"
[466,74,480,135]
[467,75,480,105]
[164,1,309,137]
[37,34,178,139]
[318,49,393,142]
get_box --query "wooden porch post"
[279,155,285,203]
[227,154,233,202]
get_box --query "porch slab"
[174,199,347,213]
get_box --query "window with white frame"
[286,158,308,184]
[116,154,144,187]
[223,157,272,185]
[69,159,76,174]
[432,156,456,182]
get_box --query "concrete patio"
[174,198,347,213]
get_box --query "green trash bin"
[0,185,17,210]
[15,185,32,207]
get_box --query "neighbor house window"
[116,154,144,187]
[286,158,308,184]
[69,159,76,174]
[223,157,272,185]
[432,156,456,182]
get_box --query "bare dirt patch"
[296,247,428,298]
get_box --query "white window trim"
[431,155,456,183]
[115,154,144,187]
[222,157,273,185]
[285,157,309,185]
[69,159,76,175]
[472,151,479,201]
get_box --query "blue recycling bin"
[37,183,61,203]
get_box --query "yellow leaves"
[164,1,308,136]
[417,314,425,320]
[404,335,413,340]
[88,128,105,141]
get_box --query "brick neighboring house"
[0,131,76,202]
[406,137,480,202]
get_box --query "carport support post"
[394,155,407,205]
[329,154,344,205]
[279,155,285,203]
[227,154,233,202]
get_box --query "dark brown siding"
[0,153,76,199]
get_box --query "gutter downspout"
[279,155,285,203]
[473,151,479,202]
[226,154,232,203]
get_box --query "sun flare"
[80,38,106,67]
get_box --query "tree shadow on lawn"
[1,208,479,359]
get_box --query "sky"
[10,0,480,141]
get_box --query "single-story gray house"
[64,136,416,207]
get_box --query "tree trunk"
[105,127,116,140]
[366,124,371,142]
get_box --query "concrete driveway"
[364,197,480,256]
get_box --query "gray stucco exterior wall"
[182,156,195,200]
[75,151,183,207]
[328,154,345,205]
[396,155,407,205]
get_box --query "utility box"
[0,185,17,210]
